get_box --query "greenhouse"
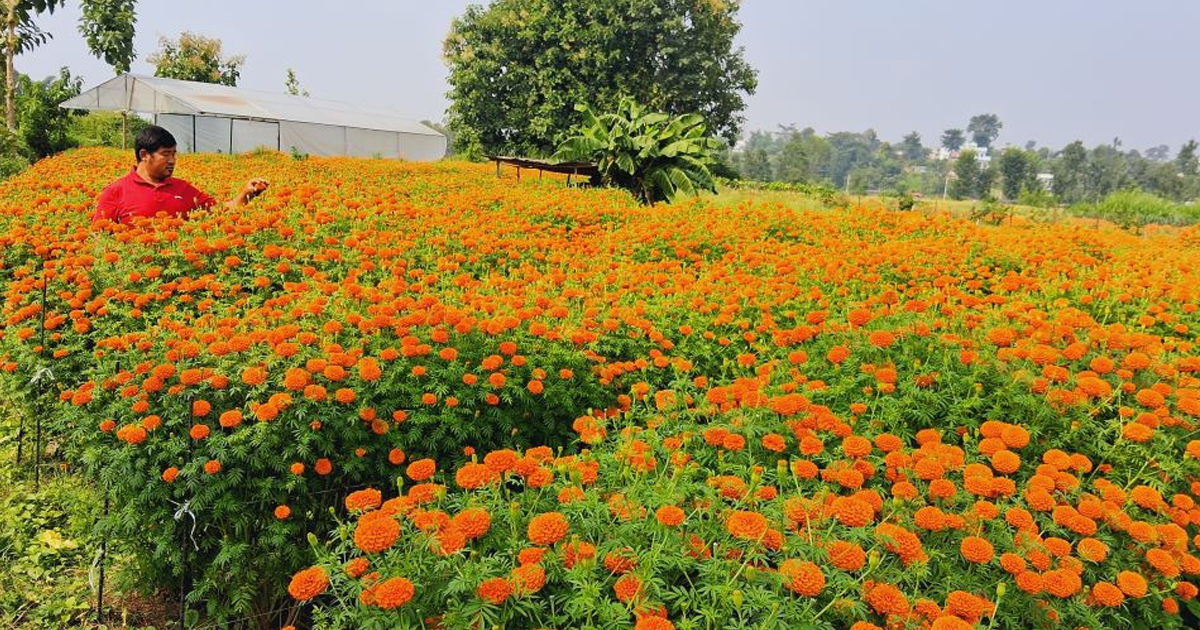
[60,74,447,161]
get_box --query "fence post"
[34,263,49,491]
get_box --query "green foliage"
[78,0,138,74]
[443,0,757,156]
[68,111,150,149]
[284,68,309,97]
[940,128,964,151]
[966,113,1002,149]
[148,31,244,86]
[997,147,1037,201]
[0,438,99,629]
[1070,188,1200,229]
[553,99,721,204]
[16,67,83,159]
[1017,185,1056,209]
[950,150,981,200]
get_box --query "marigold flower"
[406,458,436,481]
[451,507,492,540]
[779,559,825,596]
[614,574,643,603]
[960,536,995,564]
[477,577,511,605]
[725,510,769,541]
[373,576,415,609]
[345,488,382,512]
[509,563,546,595]
[527,511,569,546]
[354,513,400,553]
[656,505,685,527]
[634,616,674,630]
[287,566,329,602]
[274,505,291,520]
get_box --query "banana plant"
[553,98,721,204]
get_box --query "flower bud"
[996,581,1007,598]
[731,589,744,608]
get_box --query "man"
[92,125,269,223]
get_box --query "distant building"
[1036,172,1054,189]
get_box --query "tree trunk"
[5,6,15,133]
[121,111,127,149]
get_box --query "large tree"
[950,149,980,199]
[967,113,1002,148]
[997,147,1036,201]
[444,0,758,157]
[899,131,924,162]
[3,0,66,131]
[148,31,244,86]
[941,128,965,151]
[78,0,136,73]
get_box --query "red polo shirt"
[92,168,216,223]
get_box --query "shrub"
[553,99,721,204]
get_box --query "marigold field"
[3,148,1200,630]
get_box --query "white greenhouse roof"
[61,74,442,137]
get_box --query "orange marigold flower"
[218,410,242,428]
[761,433,787,452]
[725,510,769,541]
[373,576,415,609]
[345,557,369,578]
[287,566,329,602]
[527,511,569,546]
[1043,569,1082,598]
[315,458,333,475]
[1091,581,1125,607]
[161,466,179,483]
[865,582,910,615]
[274,505,291,520]
[929,616,974,630]
[241,366,267,386]
[455,462,498,489]
[477,577,512,605]
[1117,571,1148,598]
[345,488,382,512]
[509,563,546,595]
[656,505,686,527]
[828,540,866,571]
[452,507,492,541]
[832,497,875,527]
[634,616,675,630]
[779,559,825,596]
[354,513,400,553]
[406,458,436,481]
[203,460,221,474]
[614,574,643,603]
[960,536,995,564]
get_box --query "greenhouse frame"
[61,75,447,161]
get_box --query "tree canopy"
[78,0,137,74]
[148,31,244,86]
[444,0,757,157]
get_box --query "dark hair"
[135,125,177,161]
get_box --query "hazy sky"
[21,0,1200,152]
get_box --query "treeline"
[726,120,1200,208]
[1,68,148,178]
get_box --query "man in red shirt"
[92,125,269,223]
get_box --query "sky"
[20,0,1200,152]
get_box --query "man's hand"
[243,178,269,200]
[226,178,270,210]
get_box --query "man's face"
[139,146,177,180]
